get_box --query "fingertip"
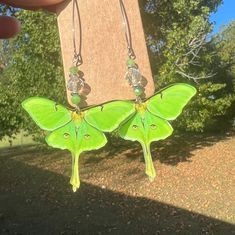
[1,0,66,8]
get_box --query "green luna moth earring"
[67,0,85,107]
[22,0,134,192]
[118,0,197,181]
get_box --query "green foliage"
[213,20,235,89]
[208,20,235,129]
[140,0,220,75]
[0,10,65,139]
[177,82,234,131]
[140,0,234,132]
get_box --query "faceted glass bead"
[125,67,142,87]
[67,74,84,93]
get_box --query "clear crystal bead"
[125,67,142,87]
[67,74,84,93]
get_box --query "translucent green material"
[22,98,71,131]
[71,94,81,105]
[119,108,173,180]
[85,101,135,132]
[127,58,136,67]
[147,83,197,120]
[119,83,197,180]
[22,97,134,192]
[133,86,143,96]
[22,83,196,189]
[46,120,107,192]
[69,66,79,75]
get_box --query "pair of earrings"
[22,0,197,192]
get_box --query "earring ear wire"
[119,0,145,102]
[67,0,86,109]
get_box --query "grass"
[0,131,35,148]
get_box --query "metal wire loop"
[128,47,135,59]
[73,53,82,66]
[119,0,136,59]
[72,0,83,66]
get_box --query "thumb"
[0,16,21,39]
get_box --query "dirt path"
[0,133,235,234]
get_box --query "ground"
[0,132,235,234]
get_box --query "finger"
[0,16,21,39]
[0,0,65,8]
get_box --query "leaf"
[119,108,173,180]
[22,97,71,131]
[147,83,197,120]
[85,100,135,132]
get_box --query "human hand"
[0,0,67,39]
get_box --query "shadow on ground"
[85,131,235,166]
[0,155,234,235]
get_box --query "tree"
[213,20,235,87]
[140,0,234,132]
[0,10,65,139]
[209,20,235,124]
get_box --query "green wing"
[119,110,173,180]
[22,97,71,131]
[85,100,135,132]
[147,83,197,120]
[46,120,107,192]
[46,120,107,153]
[45,121,79,154]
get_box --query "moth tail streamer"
[70,153,81,192]
[142,143,156,181]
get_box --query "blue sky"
[210,0,235,33]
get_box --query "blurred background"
[0,1,234,234]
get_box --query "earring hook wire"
[119,0,136,59]
[72,0,83,66]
